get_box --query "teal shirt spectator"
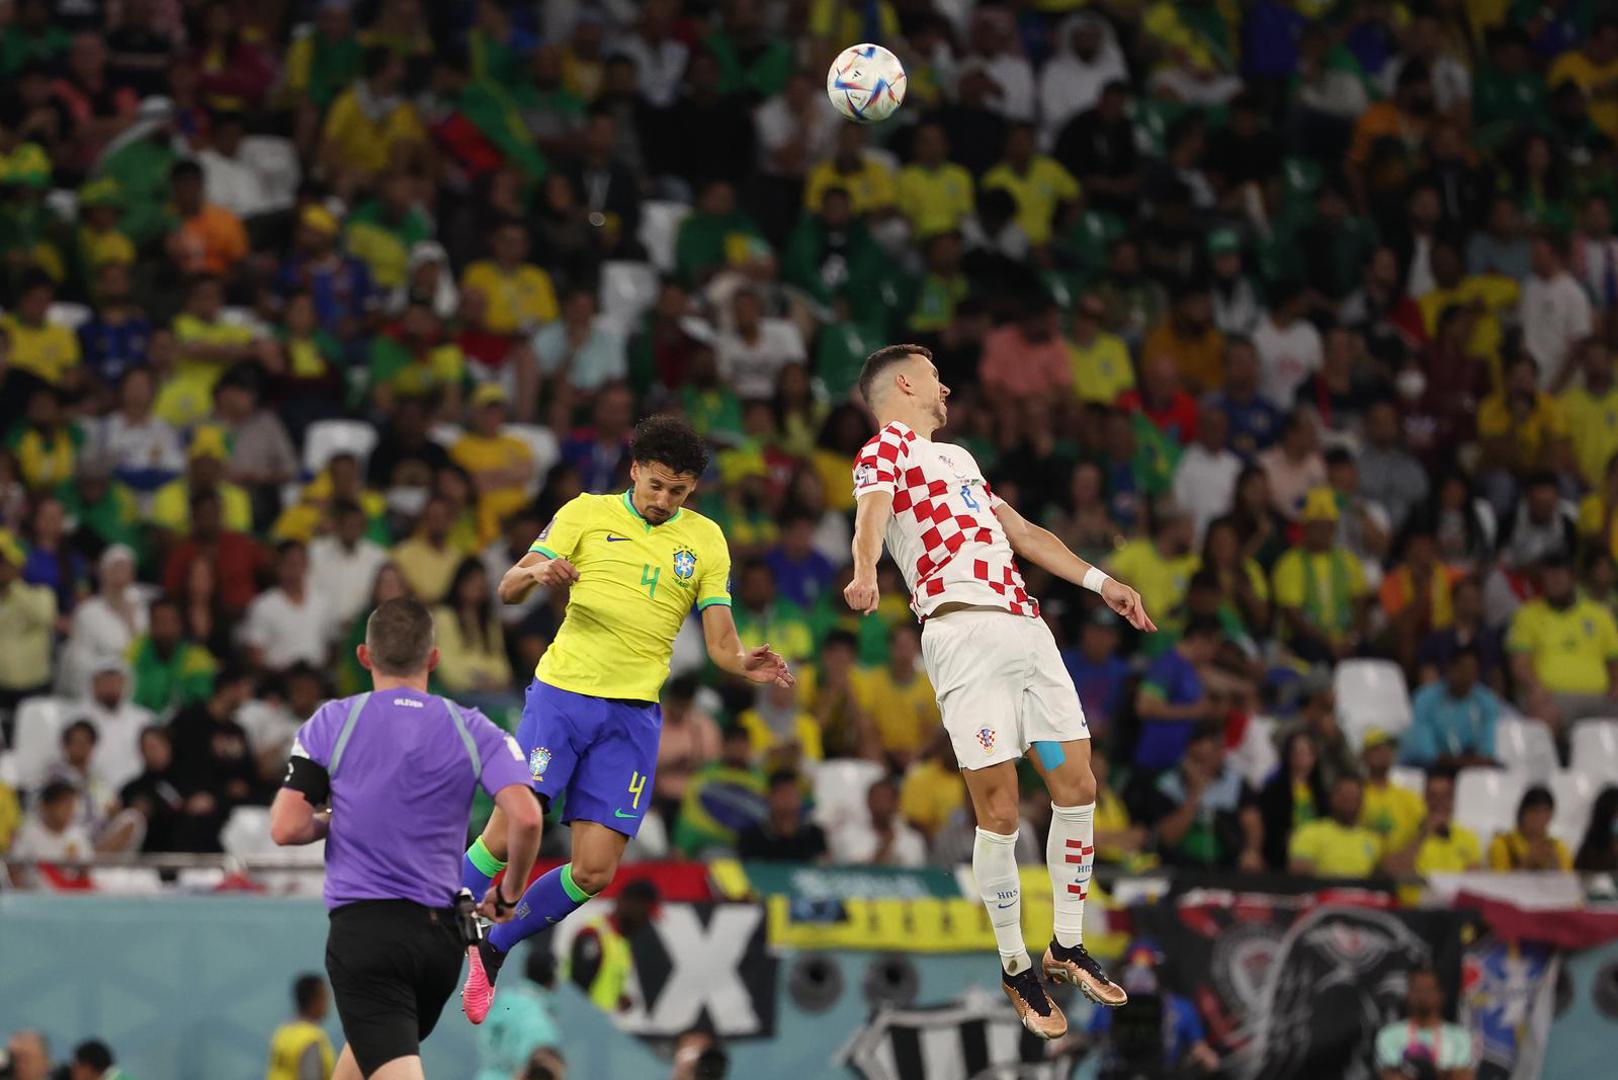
[476,975,560,1080]
[531,319,628,392]
[1402,682,1500,766]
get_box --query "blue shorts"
[515,679,661,838]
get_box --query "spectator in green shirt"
[127,595,217,717]
[705,0,794,100]
[731,557,815,664]
[674,179,768,286]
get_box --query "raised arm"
[993,497,1157,632]
[844,490,894,614]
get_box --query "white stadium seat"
[9,697,70,792]
[1334,659,1413,749]
[1453,767,1526,845]
[303,418,379,475]
[1389,767,1426,795]
[638,200,691,273]
[46,302,92,331]
[1547,770,1599,850]
[810,759,885,831]
[598,260,659,323]
[1571,721,1618,785]
[1494,717,1559,781]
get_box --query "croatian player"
[845,344,1155,1039]
[459,415,794,1023]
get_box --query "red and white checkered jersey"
[852,420,1039,619]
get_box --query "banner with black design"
[552,901,777,1039]
[1131,886,1472,1080]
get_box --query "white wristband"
[1082,566,1110,594]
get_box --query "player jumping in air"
[845,344,1155,1039]
[459,415,793,1023]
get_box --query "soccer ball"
[826,43,907,124]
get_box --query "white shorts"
[920,608,1089,771]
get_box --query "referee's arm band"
[283,755,332,804]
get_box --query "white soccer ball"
[826,43,907,124]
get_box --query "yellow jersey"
[2,314,80,385]
[1507,596,1618,695]
[1288,819,1383,878]
[1360,780,1426,853]
[532,492,732,701]
[265,1019,334,1080]
[461,260,559,335]
[982,157,1080,246]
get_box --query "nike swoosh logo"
[605,535,631,542]
[613,808,640,818]
[996,901,1017,909]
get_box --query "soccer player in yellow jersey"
[459,415,793,1023]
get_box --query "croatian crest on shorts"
[672,546,697,582]
[529,746,552,780]
[976,726,996,753]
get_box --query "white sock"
[973,826,1030,975]
[1047,802,1095,949]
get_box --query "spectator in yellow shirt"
[899,739,965,839]
[854,624,939,771]
[1477,354,1572,480]
[1487,785,1574,871]
[390,495,465,603]
[1508,555,1618,727]
[149,428,255,534]
[2,271,81,392]
[159,274,270,427]
[450,383,536,544]
[804,124,896,218]
[982,123,1080,248]
[1068,294,1135,404]
[895,121,974,238]
[431,558,514,708]
[1272,489,1370,663]
[1416,241,1517,366]
[1560,337,1618,489]
[1289,775,1385,878]
[460,219,560,336]
[318,47,429,189]
[8,385,79,491]
[1382,772,1483,883]
[1547,20,1618,140]
[1105,505,1197,634]
[738,680,824,770]
[1357,729,1425,853]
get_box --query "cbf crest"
[672,546,697,583]
[529,746,552,781]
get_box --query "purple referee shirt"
[291,687,529,910]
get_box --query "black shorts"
[325,900,464,1076]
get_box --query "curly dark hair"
[630,414,709,477]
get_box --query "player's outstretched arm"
[701,604,795,687]
[845,490,893,614]
[992,498,1157,632]
[498,550,579,604]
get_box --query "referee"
[271,598,542,1080]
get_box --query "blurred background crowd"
[2,0,1618,896]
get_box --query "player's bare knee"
[974,792,1020,835]
[568,860,616,896]
[1050,768,1097,808]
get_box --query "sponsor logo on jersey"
[529,746,552,780]
[393,697,424,708]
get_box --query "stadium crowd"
[3,0,1618,895]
